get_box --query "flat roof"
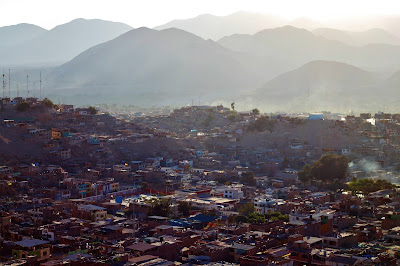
[231,243,255,251]
[126,242,156,252]
[14,239,49,248]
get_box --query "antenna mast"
[40,72,42,100]
[8,69,10,99]
[2,70,4,99]
[17,84,19,97]
[27,75,29,98]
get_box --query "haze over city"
[2,1,400,265]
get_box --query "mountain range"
[45,27,288,105]
[0,19,132,66]
[0,23,46,47]
[248,61,384,112]
[155,12,400,41]
[218,26,400,72]
[313,28,400,46]
[2,13,400,111]
[155,11,288,40]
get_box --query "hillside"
[155,11,288,40]
[0,23,47,46]
[250,61,383,112]
[313,28,400,46]
[218,26,400,71]
[0,19,133,66]
[46,27,284,106]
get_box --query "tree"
[238,202,254,216]
[310,153,348,182]
[215,176,228,185]
[348,178,396,195]
[203,113,213,127]
[235,215,248,223]
[231,102,235,111]
[17,101,30,112]
[141,182,149,191]
[282,157,289,169]
[248,213,265,224]
[298,164,312,184]
[242,172,256,186]
[227,113,236,122]
[248,116,275,133]
[268,211,289,222]
[88,106,98,115]
[178,201,191,217]
[252,108,260,116]
[43,98,54,109]
[148,198,172,217]
[228,215,236,224]
[298,153,349,184]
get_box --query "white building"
[254,197,284,214]
[223,186,244,199]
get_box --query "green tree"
[298,164,312,184]
[298,154,349,184]
[148,198,172,217]
[43,98,54,108]
[238,202,254,216]
[252,108,260,116]
[227,113,236,122]
[242,172,256,186]
[215,176,228,185]
[17,101,30,112]
[203,113,213,127]
[348,178,396,195]
[231,102,235,111]
[141,182,149,191]
[248,213,265,224]
[88,106,98,115]
[235,215,248,223]
[268,211,289,222]
[282,157,289,169]
[178,201,191,217]
[310,153,348,182]
[248,116,275,133]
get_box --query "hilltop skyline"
[2,0,400,30]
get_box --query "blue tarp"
[186,214,218,223]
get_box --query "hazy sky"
[2,0,400,29]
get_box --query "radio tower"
[27,75,29,98]
[8,69,10,99]
[2,71,4,99]
[40,72,42,100]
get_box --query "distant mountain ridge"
[155,11,400,41]
[0,18,133,66]
[218,25,400,72]
[155,11,289,40]
[46,27,287,105]
[313,28,400,46]
[247,60,392,112]
[0,23,47,46]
